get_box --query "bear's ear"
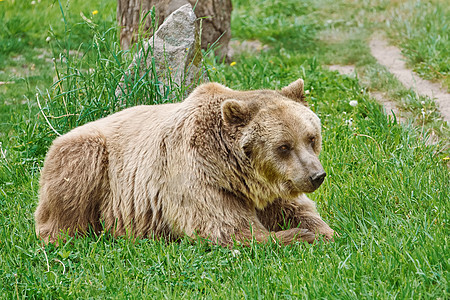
[280,78,307,105]
[221,99,253,126]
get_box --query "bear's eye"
[309,137,316,147]
[277,144,292,156]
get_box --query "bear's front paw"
[273,228,315,244]
[281,228,336,244]
[316,226,337,241]
[301,228,338,243]
[296,228,317,244]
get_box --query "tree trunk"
[117,0,232,58]
[117,0,165,51]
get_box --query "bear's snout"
[309,171,326,189]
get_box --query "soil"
[328,65,355,76]
[227,40,270,58]
[369,38,450,124]
[370,91,402,120]
[329,38,450,126]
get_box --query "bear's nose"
[309,171,326,189]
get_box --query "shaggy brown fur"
[35,78,335,245]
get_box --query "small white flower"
[345,118,353,126]
[349,100,358,107]
[201,272,209,279]
[231,249,241,257]
[305,90,310,95]
[31,1,36,5]
[421,101,425,105]
[46,36,51,43]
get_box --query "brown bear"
[35,78,335,245]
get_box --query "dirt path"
[328,65,355,76]
[369,38,450,124]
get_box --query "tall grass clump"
[28,8,204,162]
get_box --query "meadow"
[0,0,448,298]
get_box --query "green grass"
[387,0,449,88]
[294,0,449,135]
[1,0,449,298]
[0,0,116,145]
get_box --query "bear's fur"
[35,78,334,245]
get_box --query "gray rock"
[116,4,205,100]
[117,0,232,59]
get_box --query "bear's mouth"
[284,179,318,195]
[284,180,303,196]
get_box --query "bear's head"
[221,79,326,208]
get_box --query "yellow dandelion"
[230,61,237,66]
[92,10,98,15]
[212,67,216,70]
[443,156,450,161]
